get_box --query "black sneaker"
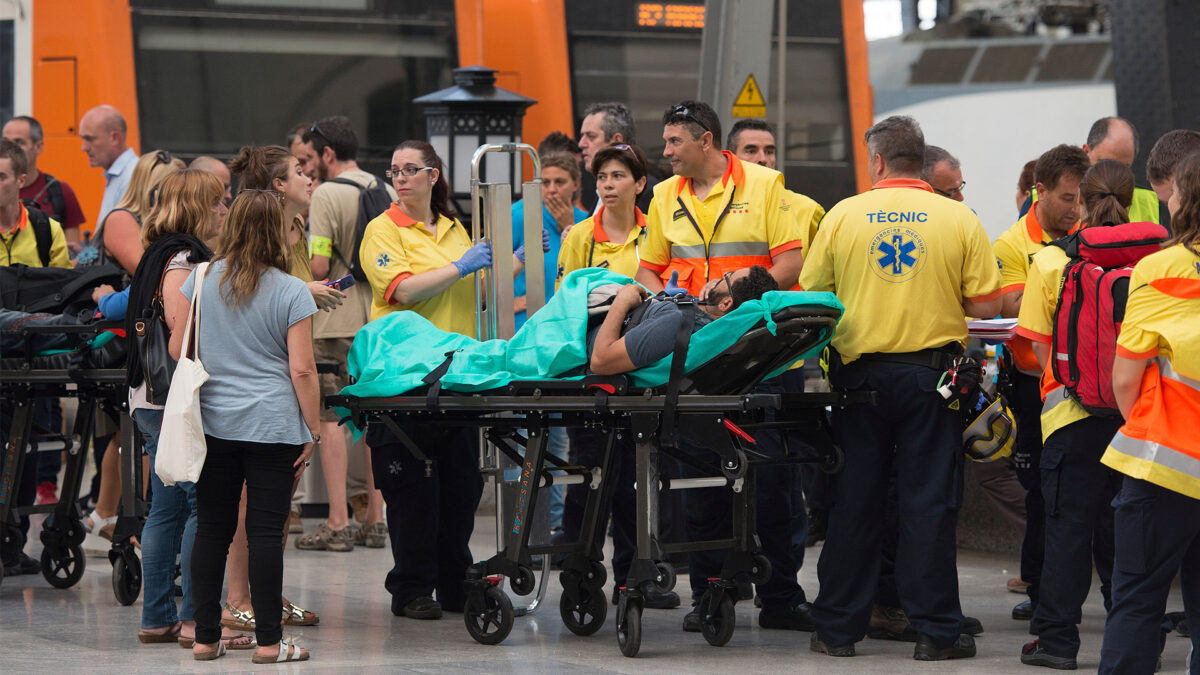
[2,552,40,576]
[1020,640,1077,669]
[401,595,443,620]
[868,604,918,642]
[914,633,976,661]
[806,508,827,547]
[1013,598,1033,620]
[682,608,701,633]
[964,615,984,635]
[810,632,855,657]
[758,601,815,631]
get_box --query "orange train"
[4,0,871,231]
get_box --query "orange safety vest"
[1104,357,1200,500]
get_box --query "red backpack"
[1050,222,1167,416]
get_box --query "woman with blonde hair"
[83,150,185,273]
[126,169,252,648]
[175,190,319,663]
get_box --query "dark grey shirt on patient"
[586,298,713,371]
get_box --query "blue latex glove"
[453,241,493,277]
[663,269,687,296]
[515,229,552,264]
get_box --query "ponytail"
[1080,159,1133,228]
[229,145,292,191]
[394,140,456,222]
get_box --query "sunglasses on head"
[668,104,709,133]
[152,150,172,168]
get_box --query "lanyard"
[675,184,737,280]
[587,226,643,268]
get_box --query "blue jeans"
[547,425,568,531]
[135,408,198,629]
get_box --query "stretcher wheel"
[41,543,85,588]
[587,560,608,587]
[112,552,142,606]
[560,585,607,636]
[463,586,514,645]
[749,554,772,585]
[653,561,676,592]
[509,565,536,596]
[700,593,736,647]
[616,600,642,657]
[821,444,845,474]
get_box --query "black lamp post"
[414,65,537,222]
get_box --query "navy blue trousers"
[812,360,965,649]
[1100,477,1200,674]
[1010,372,1045,607]
[367,421,482,614]
[683,370,808,611]
[561,427,637,585]
[1032,415,1123,657]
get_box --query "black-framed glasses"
[152,150,172,168]
[386,165,434,179]
[238,188,284,204]
[934,180,966,198]
[667,104,709,133]
[721,271,736,300]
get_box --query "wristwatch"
[310,433,322,444]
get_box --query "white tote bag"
[155,262,211,486]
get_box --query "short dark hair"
[591,143,648,183]
[0,138,28,177]
[1017,159,1038,194]
[285,123,307,148]
[6,115,43,144]
[538,131,580,157]
[1146,129,1200,184]
[864,116,925,175]
[541,152,581,185]
[662,100,722,149]
[303,115,357,162]
[1034,144,1090,192]
[1087,116,1139,158]
[729,265,778,310]
[920,145,959,182]
[726,119,773,153]
[583,102,637,144]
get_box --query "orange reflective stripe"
[1149,277,1200,299]
[1009,337,1041,375]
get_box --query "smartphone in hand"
[326,274,355,291]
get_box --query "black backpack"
[17,205,54,267]
[325,176,392,281]
[25,173,67,224]
[0,262,126,315]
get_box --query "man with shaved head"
[79,104,137,224]
[1082,116,1160,224]
[189,156,232,205]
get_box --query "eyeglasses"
[721,271,736,300]
[667,104,709,133]
[386,165,434,179]
[152,150,172,169]
[308,122,328,143]
[934,181,967,198]
[238,188,285,204]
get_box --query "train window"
[774,42,849,163]
[0,21,12,124]
[129,7,454,170]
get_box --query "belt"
[856,345,962,371]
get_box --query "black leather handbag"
[134,298,175,406]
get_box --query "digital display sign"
[636,3,705,29]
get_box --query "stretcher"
[0,322,146,604]
[329,301,874,657]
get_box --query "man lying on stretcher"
[588,265,777,375]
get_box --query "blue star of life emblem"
[376,252,391,267]
[868,227,926,283]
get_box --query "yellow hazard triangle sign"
[732,74,766,118]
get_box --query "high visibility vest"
[640,152,800,295]
[1103,357,1200,501]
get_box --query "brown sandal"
[179,630,256,650]
[137,622,181,644]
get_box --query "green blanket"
[337,268,843,430]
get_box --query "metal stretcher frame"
[0,323,146,603]
[328,305,876,656]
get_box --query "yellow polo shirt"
[0,205,71,268]
[1015,245,1090,441]
[1114,245,1200,370]
[786,188,825,256]
[640,151,801,294]
[799,178,1001,363]
[556,206,646,288]
[359,204,477,337]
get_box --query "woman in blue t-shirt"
[173,190,320,664]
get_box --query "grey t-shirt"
[587,298,713,370]
[181,260,318,445]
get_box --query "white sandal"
[84,510,118,540]
[251,638,309,664]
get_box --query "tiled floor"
[0,510,1193,673]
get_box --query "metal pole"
[776,0,787,160]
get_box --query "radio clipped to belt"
[937,355,1016,463]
